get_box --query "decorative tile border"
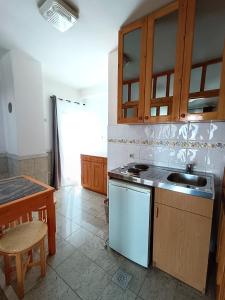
[108,138,225,150]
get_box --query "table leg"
[47,194,56,255]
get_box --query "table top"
[0,176,47,205]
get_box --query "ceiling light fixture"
[39,0,79,32]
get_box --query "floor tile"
[119,258,147,294]
[23,267,80,300]
[174,281,212,300]
[112,268,132,289]
[79,235,105,260]
[139,268,177,300]
[94,246,124,276]
[99,282,136,300]
[65,228,93,248]
[56,213,80,238]
[47,240,76,269]
[75,263,111,300]
[55,250,92,290]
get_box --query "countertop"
[81,153,107,158]
[108,163,215,200]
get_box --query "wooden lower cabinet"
[153,188,213,293]
[216,196,225,300]
[81,155,107,195]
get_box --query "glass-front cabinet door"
[144,1,187,123]
[118,18,147,123]
[180,0,225,121]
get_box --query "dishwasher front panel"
[109,179,151,267]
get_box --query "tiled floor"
[1,185,215,299]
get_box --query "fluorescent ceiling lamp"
[39,0,78,32]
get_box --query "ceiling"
[0,0,170,89]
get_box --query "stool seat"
[0,221,47,254]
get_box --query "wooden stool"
[0,221,48,299]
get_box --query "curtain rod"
[58,97,86,106]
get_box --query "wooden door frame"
[144,0,188,123]
[117,17,147,124]
[180,0,225,121]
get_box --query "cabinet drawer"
[155,188,213,218]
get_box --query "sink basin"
[167,172,207,187]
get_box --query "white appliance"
[109,179,152,267]
[39,0,79,32]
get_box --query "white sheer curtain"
[57,100,86,187]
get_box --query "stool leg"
[40,238,46,277]
[15,254,24,299]
[4,255,11,285]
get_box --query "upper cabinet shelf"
[117,0,225,124]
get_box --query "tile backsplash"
[108,122,225,185]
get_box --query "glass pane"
[188,97,217,114]
[205,62,222,90]
[122,84,128,103]
[150,107,157,117]
[169,73,174,96]
[131,82,139,100]
[188,0,225,114]
[156,75,167,98]
[123,108,137,118]
[123,29,141,103]
[190,67,202,93]
[159,106,169,116]
[152,11,178,99]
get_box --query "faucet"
[186,163,194,174]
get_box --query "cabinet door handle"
[156,207,159,218]
[144,116,149,120]
[180,113,185,118]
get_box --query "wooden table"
[0,176,56,255]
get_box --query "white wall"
[108,49,118,126]
[79,84,108,156]
[0,50,46,157]
[0,52,18,155]
[43,76,80,152]
[0,98,6,153]
[11,50,46,156]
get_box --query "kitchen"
[0,0,225,299]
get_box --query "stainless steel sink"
[167,172,207,187]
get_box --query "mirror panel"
[131,82,139,100]
[148,9,178,119]
[122,84,128,103]
[150,107,157,117]
[159,106,169,116]
[188,0,225,114]
[205,62,222,90]
[155,75,167,98]
[169,73,174,96]
[123,107,138,118]
[190,67,202,93]
[123,28,141,104]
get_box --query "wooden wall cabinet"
[144,0,187,123]
[81,155,107,195]
[180,0,225,121]
[117,18,147,124]
[153,188,213,293]
[117,0,225,124]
